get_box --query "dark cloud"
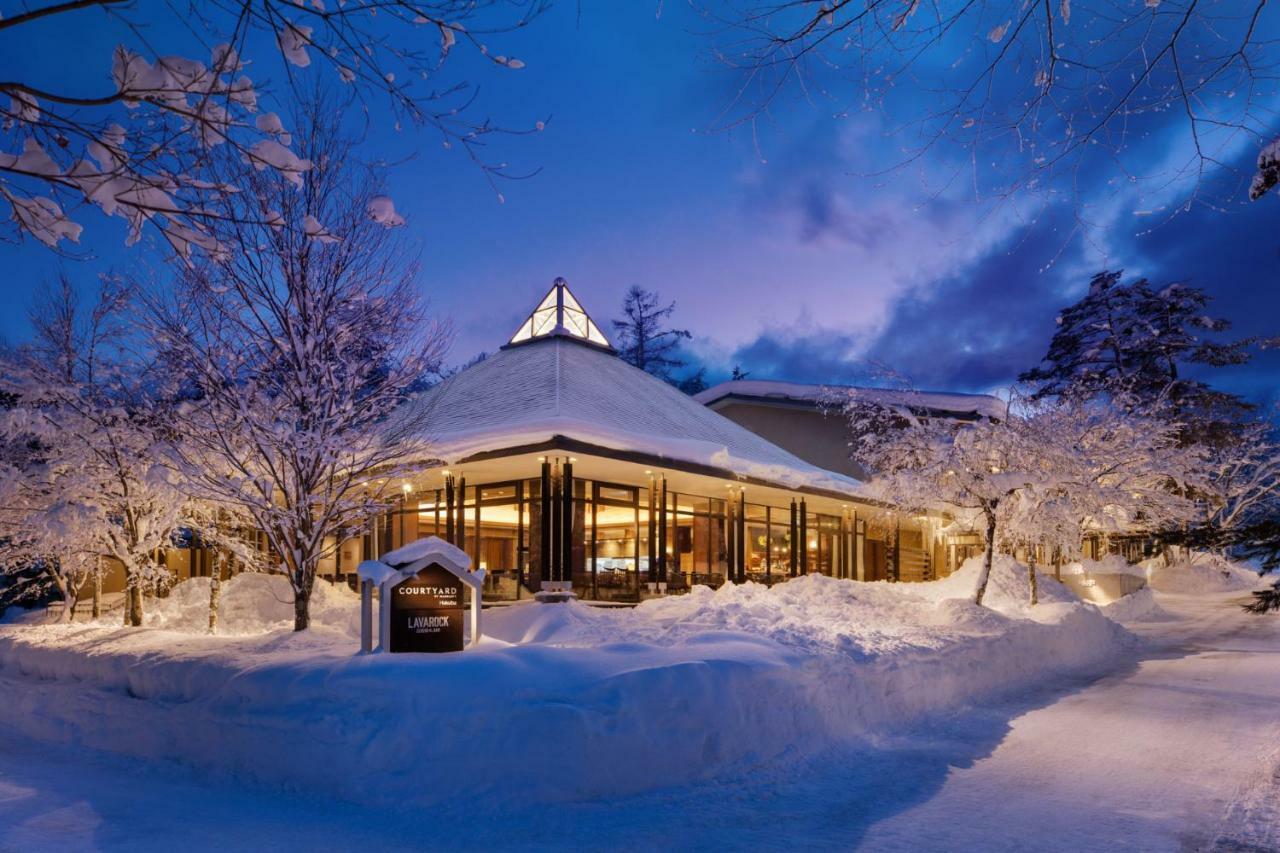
[728,189,1280,406]
[727,211,1080,392]
[1117,174,1280,407]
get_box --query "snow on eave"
[404,416,868,499]
[695,379,1007,421]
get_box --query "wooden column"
[560,460,573,586]
[736,489,746,583]
[783,494,793,573]
[539,460,552,586]
[444,474,456,546]
[658,476,668,585]
[799,499,809,575]
[647,474,657,589]
[456,476,466,555]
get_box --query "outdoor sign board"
[357,536,484,655]
[389,561,465,653]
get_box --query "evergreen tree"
[1020,271,1257,441]
[731,365,751,381]
[611,286,692,381]
[675,368,709,396]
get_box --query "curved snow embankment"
[0,560,1133,807]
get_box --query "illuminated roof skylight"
[506,278,612,350]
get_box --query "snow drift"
[1148,555,1263,595]
[0,559,1132,808]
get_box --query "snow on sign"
[357,536,485,654]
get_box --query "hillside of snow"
[0,558,1134,808]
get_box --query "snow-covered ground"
[0,559,1276,851]
[0,557,1129,806]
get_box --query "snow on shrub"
[1060,554,1145,578]
[1147,556,1263,595]
[148,574,360,636]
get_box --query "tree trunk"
[293,588,311,631]
[208,572,221,634]
[292,565,315,632]
[91,564,102,619]
[974,511,997,607]
[1028,551,1039,606]
[127,583,143,627]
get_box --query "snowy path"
[1,593,1278,852]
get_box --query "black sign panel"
[389,562,465,653]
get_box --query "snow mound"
[1062,554,1145,578]
[0,558,1132,809]
[1148,556,1262,595]
[922,554,1078,610]
[1100,588,1169,623]
[148,574,360,635]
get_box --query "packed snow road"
[1,590,1278,852]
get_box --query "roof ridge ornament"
[505,277,614,351]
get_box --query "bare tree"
[838,386,1206,605]
[147,105,450,631]
[0,275,186,625]
[0,0,547,253]
[704,0,1280,214]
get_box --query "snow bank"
[0,558,1132,808]
[1148,556,1263,595]
[923,554,1078,609]
[148,574,361,636]
[1061,554,1146,578]
[1100,588,1170,623]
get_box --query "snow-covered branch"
[0,0,547,252]
[144,107,451,630]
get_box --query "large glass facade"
[334,469,875,602]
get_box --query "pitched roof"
[405,336,864,496]
[695,379,1007,421]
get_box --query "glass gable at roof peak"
[506,278,613,350]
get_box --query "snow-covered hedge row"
[0,559,1132,807]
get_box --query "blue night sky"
[2,2,1278,406]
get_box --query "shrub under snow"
[1147,556,1263,595]
[148,574,361,636]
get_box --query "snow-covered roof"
[695,379,1007,421]
[404,336,865,496]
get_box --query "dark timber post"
[539,460,552,587]
[892,518,901,582]
[799,499,809,575]
[444,474,456,546]
[516,481,525,598]
[658,476,668,588]
[852,510,859,581]
[789,499,798,577]
[737,489,746,583]
[456,476,467,556]
[764,507,772,585]
[561,460,574,587]
[590,486,598,600]
[726,492,736,585]
[647,474,657,591]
